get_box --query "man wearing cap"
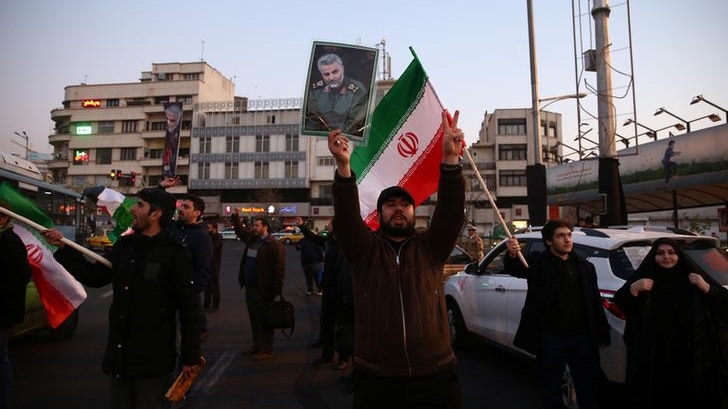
[43,188,201,409]
[327,110,466,408]
[464,224,485,261]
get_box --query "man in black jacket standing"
[44,188,201,409]
[0,211,32,408]
[504,220,610,409]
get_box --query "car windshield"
[684,245,728,286]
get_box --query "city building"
[48,62,235,195]
[467,108,562,238]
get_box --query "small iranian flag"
[0,182,87,328]
[352,52,447,229]
[83,186,136,242]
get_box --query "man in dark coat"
[0,212,32,407]
[504,220,610,409]
[204,221,223,310]
[231,214,285,361]
[44,188,201,409]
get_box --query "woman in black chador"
[614,238,728,409]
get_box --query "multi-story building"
[467,108,562,237]
[48,62,235,195]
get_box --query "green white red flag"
[0,182,86,328]
[351,52,449,229]
[83,186,136,242]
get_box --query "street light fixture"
[654,107,690,132]
[623,118,687,141]
[690,95,728,120]
[686,113,721,129]
[13,131,29,160]
[538,92,587,110]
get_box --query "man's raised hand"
[442,110,463,164]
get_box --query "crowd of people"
[2,109,727,409]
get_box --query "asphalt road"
[9,239,541,408]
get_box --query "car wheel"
[446,300,470,349]
[48,309,79,340]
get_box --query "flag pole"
[0,205,112,268]
[462,147,528,268]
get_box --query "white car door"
[471,244,516,346]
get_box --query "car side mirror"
[465,262,478,275]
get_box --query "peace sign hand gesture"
[442,110,464,164]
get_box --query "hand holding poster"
[302,41,378,145]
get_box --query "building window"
[498,144,528,161]
[73,149,90,165]
[98,121,115,134]
[226,136,240,153]
[225,162,239,179]
[497,118,527,135]
[499,169,527,187]
[255,161,269,179]
[285,134,299,152]
[154,96,169,105]
[120,148,136,161]
[151,121,166,131]
[285,160,298,178]
[183,73,200,80]
[122,120,137,133]
[317,157,335,167]
[255,135,270,152]
[199,137,211,154]
[198,161,210,179]
[106,99,119,107]
[267,115,276,124]
[149,149,163,159]
[319,184,333,199]
[177,95,193,104]
[127,98,149,106]
[96,148,112,164]
[485,174,496,189]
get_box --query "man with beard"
[327,110,466,409]
[230,214,285,361]
[43,188,201,409]
[305,53,369,137]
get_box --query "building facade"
[467,108,562,237]
[48,62,235,195]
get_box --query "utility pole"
[525,0,547,226]
[592,0,627,226]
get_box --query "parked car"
[444,226,727,407]
[220,228,238,240]
[271,228,304,244]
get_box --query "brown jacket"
[231,215,285,298]
[332,164,465,377]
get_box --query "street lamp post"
[654,107,690,132]
[690,95,728,121]
[686,113,721,130]
[13,131,29,160]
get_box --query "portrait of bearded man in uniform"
[302,43,378,143]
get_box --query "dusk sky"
[1,0,726,158]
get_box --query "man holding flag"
[43,188,202,409]
[0,210,32,408]
[328,107,465,408]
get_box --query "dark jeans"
[538,333,601,409]
[245,286,273,353]
[109,375,169,409]
[353,367,462,409]
[203,268,221,309]
[0,333,10,409]
[302,262,321,293]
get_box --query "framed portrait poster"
[301,41,378,145]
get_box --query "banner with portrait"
[301,41,378,145]
[162,102,183,178]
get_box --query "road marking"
[193,350,239,394]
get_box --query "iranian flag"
[352,52,449,229]
[0,182,86,328]
[83,186,136,242]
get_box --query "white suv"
[444,226,727,403]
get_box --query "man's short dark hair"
[138,188,177,228]
[254,217,270,228]
[541,219,572,245]
[183,194,206,215]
